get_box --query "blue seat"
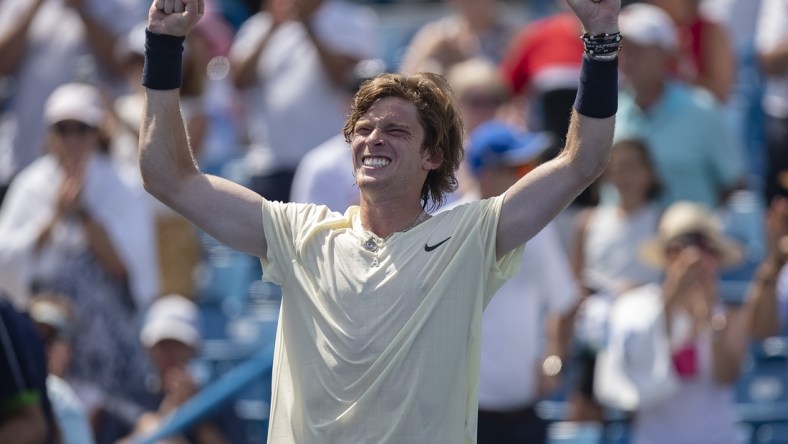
[736,337,788,425]
[548,421,603,444]
[753,422,788,443]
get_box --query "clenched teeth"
[363,157,391,167]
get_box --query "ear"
[421,149,442,172]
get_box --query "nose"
[366,127,385,146]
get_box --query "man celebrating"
[139,0,620,442]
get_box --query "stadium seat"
[736,337,788,426]
[547,421,603,444]
[753,422,788,443]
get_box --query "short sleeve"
[260,200,335,286]
[480,195,525,306]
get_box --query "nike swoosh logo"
[424,237,451,252]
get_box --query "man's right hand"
[147,0,204,37]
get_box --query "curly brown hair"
[343,72,465,211]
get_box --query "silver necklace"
[361,210,427,254]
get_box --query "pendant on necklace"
[362,237,378,253]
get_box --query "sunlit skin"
[351,97,441,232]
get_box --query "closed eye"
[354,126,372,136]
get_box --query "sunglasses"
[665,232,719,256]
[53,121,95,136]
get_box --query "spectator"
[28,294,95,444]
[649,0,736,103]
[229,0,378,203]
[701,0,765,188]
[117,294,233,444]
[566,138,662,421]
[458,121,578,444]
[616,3,746,208]
[0,0,146,207]
[0,296,56,444]
[756,0,788,204]
[595,201,750,444]
[398,0,522,76]
[748,197,788,339]
[571,139,662,298]
[447,58,513,136]
[0,83,158,438]
[445,57,514,202]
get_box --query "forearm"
[761,40,788,77]
[80,211,128,280]
[747,259,783,339]
[35,217,59,251]
[303,24,358,87]
[563,110,615,181]
[546,311,575,361]
[74,7,124,76]
[0,405,48,444]
[139,89,201,201]
[698,24,734,102]
[0,1,42,76]
[230,31,273,89]
[711,309,747,385]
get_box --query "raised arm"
[140,0,267,258]
[497,0,620,258]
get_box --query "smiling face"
[351,97,440,202]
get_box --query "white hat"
[619,3,679,52]
[640,201,744,270]
[43,82,105,127]
[140,294,201,349]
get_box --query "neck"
[360,200,425,239]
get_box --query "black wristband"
[142,29,185,90]
[573,54,618,119]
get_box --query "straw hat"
[640,201,744,269]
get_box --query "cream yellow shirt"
[261,195,523,443]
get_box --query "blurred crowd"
[0,0,787,443]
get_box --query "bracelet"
[581,32,623,59]
[142,29,185,90]
[573,54,619,119]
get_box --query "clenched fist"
[147,0,205,37]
